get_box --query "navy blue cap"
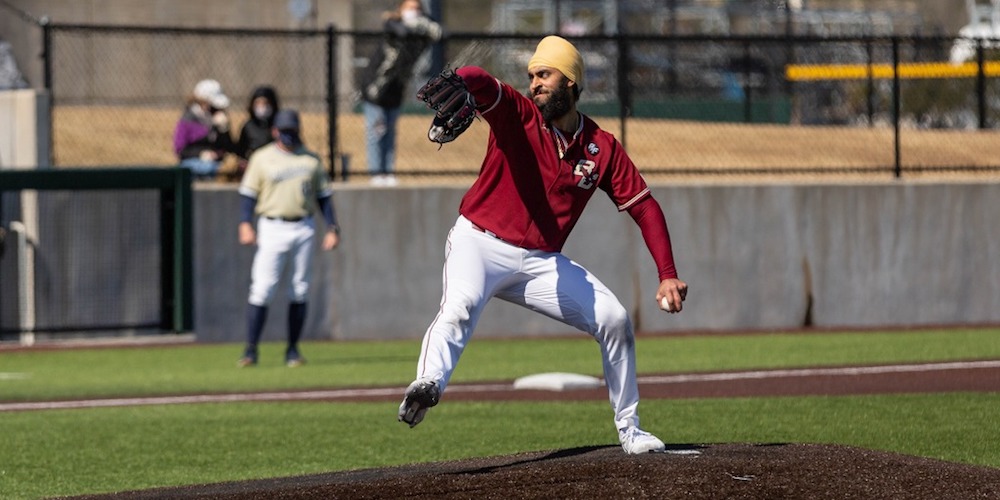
[273,109,300,130]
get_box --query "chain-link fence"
[46,25,333,178]
[33,23,1000,183]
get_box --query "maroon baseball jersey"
[456,66,652,253]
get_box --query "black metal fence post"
[616,32,631,149]
[783,10,795,99]
[162,167,193,333]
[41,16,52,91]
[326,24,339,180]
[866,37,875,125]
[41,16,54,169]
[977,38,987,130]
[743,41,753,123]
[668,0,678,93]
[892,37,901,178]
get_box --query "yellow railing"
[785,61,1000,81]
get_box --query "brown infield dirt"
[60,361,1000,500]
[63,444,1000,500]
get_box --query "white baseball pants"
[416,215,642,430]
[248,217,315,306]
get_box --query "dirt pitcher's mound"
[68,443,999,500]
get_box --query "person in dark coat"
[234,85,281,181]
[361,0,442,186]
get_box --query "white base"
[512,372,604,391]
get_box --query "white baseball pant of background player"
[416,215,642,430]
[248,217,316,306]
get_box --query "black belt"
[264,215,306,222]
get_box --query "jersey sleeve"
[456,66,538,130]
[238,150,264,199]
[600,138,651,211]
[627,196,679,281]
[312,153,333,199]
[456,66,501,113]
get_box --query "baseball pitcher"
[398,36,688,454]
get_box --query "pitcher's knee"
[438,302,472,324]
[595,303,632,339]
[431,303,475,342]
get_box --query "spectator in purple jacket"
[173,79,235,180]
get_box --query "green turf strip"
[1,393,997,499]
[1,328,998,498]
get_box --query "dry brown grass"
[53,105,1000,184]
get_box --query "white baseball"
[660,296,672,312]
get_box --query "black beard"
[534,82,573,122]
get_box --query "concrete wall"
[193,181,1000,343]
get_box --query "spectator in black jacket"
[361,0,442,186]
[234,85,281,181]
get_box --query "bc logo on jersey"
[574,160,598,190]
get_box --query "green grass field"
[1,328,998,499]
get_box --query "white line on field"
[0,384,513,412]
[636,360,1000,384]
[0,373,30,380]
[0,360,996,412]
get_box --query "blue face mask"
[278,131,300,148]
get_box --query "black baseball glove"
[416,69,477,145]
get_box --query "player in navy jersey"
[237,109,340,368]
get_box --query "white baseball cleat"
[618,426,666,454]
[398,378,441,428]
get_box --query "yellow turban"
[527,35,584,90]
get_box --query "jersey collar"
[550,112,584,159]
